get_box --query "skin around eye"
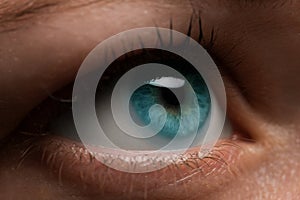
[1,0,300,200]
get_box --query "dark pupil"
[159,87,180,107]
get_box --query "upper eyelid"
[0,1,244,139]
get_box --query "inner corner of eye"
[147,76,185,88]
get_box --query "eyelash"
[1,14,247,190]
[183,12,217,49]
[12,134,241,187]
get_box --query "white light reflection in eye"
[147,77,185,88]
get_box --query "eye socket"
[15,28,229,174]
[8,25,253,197]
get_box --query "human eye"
[1,22,244,199]
[72,27,229,160]
[2,1,300,200]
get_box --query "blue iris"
[130,74,211,139]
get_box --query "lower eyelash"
[13,131,242,184]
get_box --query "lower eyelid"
[10,133,243,199]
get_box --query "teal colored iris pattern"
[130,73,211,139]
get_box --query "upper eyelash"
[169,11,217,49]
[30,13,215,105]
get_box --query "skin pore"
[0,0,300,199]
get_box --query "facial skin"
[0,0,300,199]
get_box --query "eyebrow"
[0,0,283,32]
[0,0,284,22]
[0,0,274,21]
[0,0,108,30]
[0,0,59,22]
